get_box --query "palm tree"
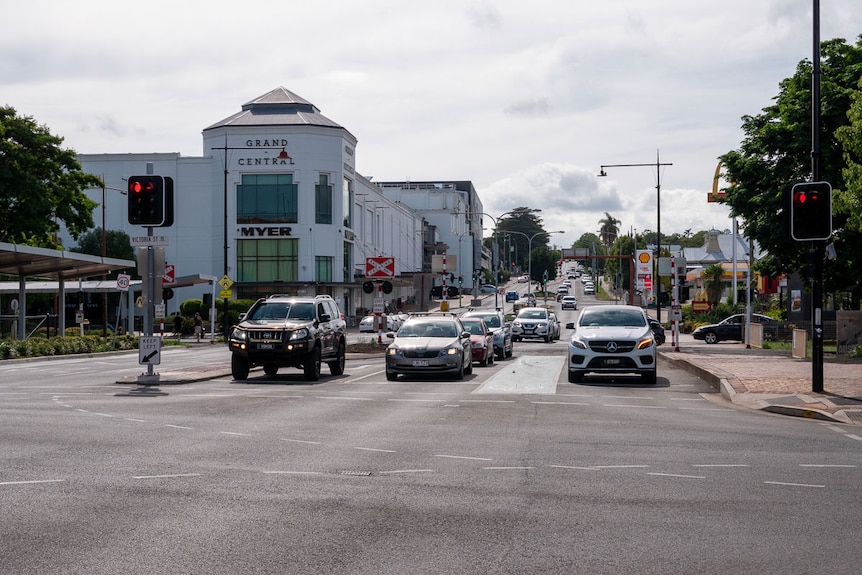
[703,264,726,306]
[598,212,621,249]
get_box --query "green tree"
[72,228,136,279]
[496,207,549,276]
[0,106,102,247]
[718,37,862,306]
[835,75,862,231]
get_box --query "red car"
[459,317,495,367]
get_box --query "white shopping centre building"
[77,87,486,322]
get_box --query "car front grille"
[588,340,636,353]
[403,349,441,359]
[247,331,285,343]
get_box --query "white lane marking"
[846,434,862,441]
[599,395,655,400]
[125,418,147,422]
[434,454,493,462]
[354,447,397,453]
[220,431,252,437]
[602,404,667,409]
[1,479,65,486]
[547,465,600,471]
[165,424,194,430]
[388,398,441,403]
[764,481,825,488]
[460,399,516,403]
[379,469,435,475]
[590,465,650,469]
[262,471,324,475]
[317,396,374,401]
[133,473,203,480]
[483,466,535,470]
[532,401,590,406]
[798,464,856,468]
[648,472,706,479]
[281,438,322,445]
[692,464,750,468]
[349,369,387,383]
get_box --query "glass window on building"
[315,256,333,283]
[237,239,298,282]
[315,174,333,224]
[342,177,353,229]
[343,241,353,283]
[237,174,298,223]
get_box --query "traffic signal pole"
[811,0,824,392]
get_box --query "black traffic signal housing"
[127,175,175,226]
[790,182,832,241]
[458,276,463,285]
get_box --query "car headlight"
[288,328,309,341]
[569,337,587,350]
[637,336,655,350]
[230,327,248,341]
[386,346,401,357]
[443,346,460,356]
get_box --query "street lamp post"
[504,229,565,292]
[599,150,672,322]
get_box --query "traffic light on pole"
[790,182,832,241]
[128,175,166,226]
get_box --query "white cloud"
[2,0,858,249]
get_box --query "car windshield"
[518,310,547,320]
[467,314,499,328]
[249,303,289,320]
[400,321,457,338]
[579,309,646,327]
[461,321,485,335]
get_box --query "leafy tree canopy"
[718,36,862,302]
[0,106,101,247]
[71,228,136,279]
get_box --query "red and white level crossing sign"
[365,257,395,278]
[162,264,175,285]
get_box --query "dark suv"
[228,295,347,381]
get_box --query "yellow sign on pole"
[218,275,234,290]
[219,289,233,299]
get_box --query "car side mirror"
[461,331,471,339]
[386,333,395,340]
[565,322,575,329]
[238,313,246,321]
[319,313,331,322]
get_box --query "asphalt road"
[2,288,861,574]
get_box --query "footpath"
[661,338,862,426]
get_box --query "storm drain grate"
[339,470,373,476]
[843,409,862,422]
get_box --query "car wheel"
[231,354,250,381]
[328,341,346,376]
[568,370,584,383]
[263,365,278,376]
[303,345,322,381]
[488,350,494,365]
[704,332,718,344]
[464,354,473,375]
[453,359,464,380]
[544,334,551,343]
[496,348,505,361]
[386,370,398,381]
[506,343,513,358]
[641,370,657,385]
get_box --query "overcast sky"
[4,1,861,250]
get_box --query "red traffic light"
[129,180,155,194]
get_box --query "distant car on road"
[511,306,553,343]
[560,295,578,310]
[505,291,519,302]
[479,284,497,294]
[460,308,514,361]
[385,314,472,380]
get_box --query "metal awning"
[0,241,135,280]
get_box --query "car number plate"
[258,343,274,350]
[604,358,620,365]
[412,360,429,367]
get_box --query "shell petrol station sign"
[636,250,653,294]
